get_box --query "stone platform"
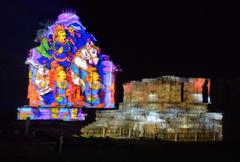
[80,76,223,141]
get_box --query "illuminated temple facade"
[17,12,117,121]
[81,76,223,141]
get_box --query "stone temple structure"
[81,76,223,141]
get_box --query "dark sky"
[0,0,240,111]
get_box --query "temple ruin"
[81,76,223,141]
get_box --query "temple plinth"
[81,76,223,141]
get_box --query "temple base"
[17,106,86,121]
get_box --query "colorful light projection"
[24,12,117,109]
[17,107,86,121]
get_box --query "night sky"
[0,0,240,113]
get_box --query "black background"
[0,0,240,142]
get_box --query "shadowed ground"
[0,118,237,162]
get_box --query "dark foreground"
[0,120,238,162]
